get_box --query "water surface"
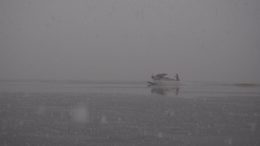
[0,80,259,146]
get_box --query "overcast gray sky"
[1,0,259,82]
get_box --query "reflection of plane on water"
[150,86,180,96]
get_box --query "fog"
[1,0,259,82]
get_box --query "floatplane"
[147,73,181,86]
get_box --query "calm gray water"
[0,80,259,146]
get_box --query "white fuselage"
[152,80,181,86]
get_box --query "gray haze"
[1,0,260,82]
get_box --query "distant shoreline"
[0,79,260,87]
